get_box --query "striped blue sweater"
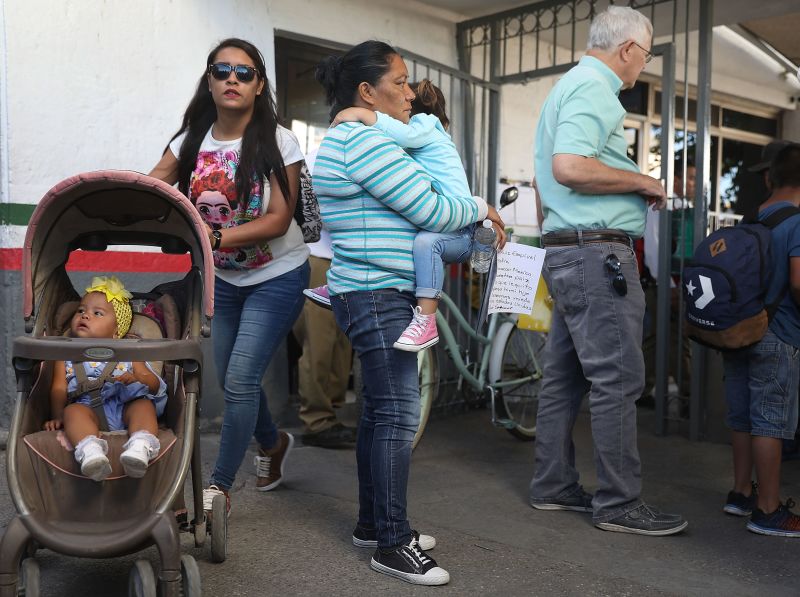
[313,122,487,294]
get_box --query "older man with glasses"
[529,5,687,536]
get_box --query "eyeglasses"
[208,63,259,83]
[620,40,653,64]
[604,254,628,296]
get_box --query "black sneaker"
[353,524,436,551]
[747,499,800,537]
[595,503,688,536]
[531,487,593,512]
[723,482,757,517]
[302,423,356,448]
[370,537,449,585]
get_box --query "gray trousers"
[530,241,645,522]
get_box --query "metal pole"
[655,42,676,436]
[690,0,713,441]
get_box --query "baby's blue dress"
[65,361,167,431]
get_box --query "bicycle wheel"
[353,349,438,450]
[414,347,438,449]
[488,320,545,441]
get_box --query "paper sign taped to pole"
[487,242,547,315]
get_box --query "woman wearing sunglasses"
[150,38,310,514]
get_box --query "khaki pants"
[293,256,352,432]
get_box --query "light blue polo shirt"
[534,55,646,238]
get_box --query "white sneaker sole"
[746,522,800,537]
[353,535,436,551]
[595,520,688,536]
[121,453,149,478]
[723,505,751,517]
[531,502,592,513]
[370,559,449,586]
[302,289,332,309]
[257,433,295,492]
[393,337,439,352]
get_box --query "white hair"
[587,6,653,51]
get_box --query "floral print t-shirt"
[169,125,309,287]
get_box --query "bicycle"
[355,187,548,448]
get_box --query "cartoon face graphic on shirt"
[196,191,234,230]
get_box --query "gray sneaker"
[595,503,688,536]
[531,488,593,512]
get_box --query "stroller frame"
[0,171,218,596]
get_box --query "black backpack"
[683,205,800,350]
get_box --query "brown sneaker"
[254,431,294,491]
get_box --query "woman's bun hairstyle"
[316,41,398,123]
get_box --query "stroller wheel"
[128,559,157,597]
[210,493,227,563]
[19,558,40,597]
[179,555,202,597]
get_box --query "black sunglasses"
[208,62,259,83]
[604,254,628,296]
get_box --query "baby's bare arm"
[45,361,68,430]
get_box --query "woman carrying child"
[313,41,504,585]
[45,276,166,482]
[149,38,310,513]
[307,79,506,351]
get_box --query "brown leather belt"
[541,229,632,248]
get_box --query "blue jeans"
[331,290,419,549]
[210,262,310,490]
[413,227,473,299]
[529,241,645,523]
[723,329,800,440]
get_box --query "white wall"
[3,0,458,206]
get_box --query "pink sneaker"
[393,306,439,352]
[303,285,332,310]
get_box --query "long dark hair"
[168,38,290,207]
[315,41,398,123]
[411,79,449,130]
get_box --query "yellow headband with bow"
[85,275,133,338]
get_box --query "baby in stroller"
[44,275,167,481]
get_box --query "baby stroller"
[0,171,227,596]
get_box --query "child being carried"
[304,79,505,351]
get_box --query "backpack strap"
[761,205,800,230]
[67,361,118,431]
[760,206,800,319]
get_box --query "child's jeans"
[413,226,474,299]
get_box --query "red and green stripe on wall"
[1,202,191,272]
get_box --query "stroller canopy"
[22,170,214,322]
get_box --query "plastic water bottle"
[470,220,496,274]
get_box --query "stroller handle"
[12,336,203,373]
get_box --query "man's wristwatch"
[211,230,222,250]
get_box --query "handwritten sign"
[487,242,546,315]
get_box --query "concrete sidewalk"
[1,407,799,596]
